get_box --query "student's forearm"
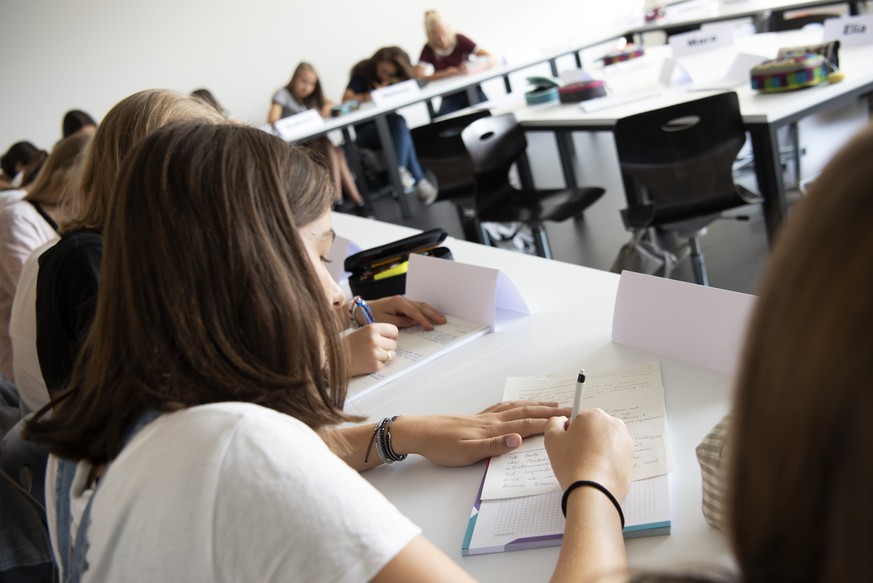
[551,487,628,583]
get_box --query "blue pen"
[355,296,375,325]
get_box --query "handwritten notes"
[345,315,489,403]
[481,362,670,501]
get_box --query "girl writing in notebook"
[269,62,366,210]
[343,46,438,205]
[27,122,633,581]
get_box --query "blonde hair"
[424,10,455,47]
[24,132,92,206]
[61,89,225,235]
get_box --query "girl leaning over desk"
[24,121,636,581]
[343,46,439,205]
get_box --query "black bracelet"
[561,480,625,528]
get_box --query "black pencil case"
[344,228,453,300]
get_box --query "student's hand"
[390,401,571,467]
[367,295,446,330]
[544,408,634,500]
[343,323,399,376]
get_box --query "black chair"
[460,114,606,259]
[614,91,762,286]
[410,110,492,243]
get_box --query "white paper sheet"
[481,361,670,500]
[345,315,490,403]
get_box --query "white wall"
[0,0,637,150]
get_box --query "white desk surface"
[506,29,873,128]
[624,0,857,36]
[332,213,735,581]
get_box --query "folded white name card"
[405,253,529,331]
[273,109,324,141]
[823,14,873,47]
[370,79,421,107]
[669,25,735,58]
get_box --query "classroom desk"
[332,212,735,581]
[277,33,622,218]
[504,29,873,244]
[624,0,862,42]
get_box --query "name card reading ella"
[669,26,735,58]
[370,79,421,107]
[272,109,325,141]
[824,14,873,48]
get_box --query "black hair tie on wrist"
[561,480,625,528]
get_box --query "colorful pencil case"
[558,80,607,103]
[343,228,453,300]
[601,46,645,66]
[750,54,827,92]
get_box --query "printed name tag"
[370,79,421,107]
[823,14,873,47]
[669,26,735,57]
[273,109,324,141]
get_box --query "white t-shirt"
[9,238,56,413]
[0,199,57,379]
[46,403,421,582]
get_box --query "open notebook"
[462,362,672,555]
[345,315,489,404]
[463,468,670,555]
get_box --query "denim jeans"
[354,114,424,182]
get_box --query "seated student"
[0,132,92,382]
[268,62,366,210]
[190,88,228,117]
[10,90,227,414]
[416,10,496,116]
[343,46,438,205]
[25,121,632,581]
[0,141,45,191]
[61,110,97,139]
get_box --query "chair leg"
[456,206,486,244]
[532,225,553,259]
[689,236,709,286]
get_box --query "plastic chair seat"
[462,113,606,259]
[479,183,605,225]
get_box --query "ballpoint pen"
[570,368,586,424]
[354,295,375,325]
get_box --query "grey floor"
[352,130,777,296]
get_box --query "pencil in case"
[601,46,645,66]
[558,80,607,104]
[343,228,453,300]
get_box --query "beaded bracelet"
[561,480,625,528]
[364,416,408,464]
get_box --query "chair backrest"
[461,113,528,195]
[614,92,748,228]
[410,110,490,197]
